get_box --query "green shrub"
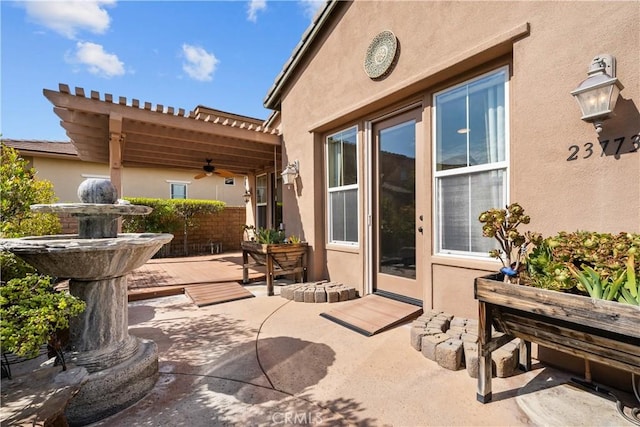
[122,197,182,234]
[123,198,225,256]
[1,143,61,282]
[0,275,85,367]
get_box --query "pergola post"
[108,113,124,199]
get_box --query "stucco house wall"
[274,0,639,317]
[13,147,246,206]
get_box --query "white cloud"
[69,41,125,78]
[22,0,115,39]
[247,0,266,23]
[299,0,325,20]
[181,44,218,82]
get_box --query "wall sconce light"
[281,160,299,188]
[242,189,251,203]
[571,54,624,133]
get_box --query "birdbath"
[0,179,173,425]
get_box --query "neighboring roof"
[43,84,281,176]
[2,139,79,159]
[263,0,339,110]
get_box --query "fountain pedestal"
[0,179,173,425]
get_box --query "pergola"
[44,84,281,195]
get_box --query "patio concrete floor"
[82,278,636,426]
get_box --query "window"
[224,177,235,186]
[256,174,268,229]
[433,68,509,256]
[327,126,358,245]
[170,183,187,199]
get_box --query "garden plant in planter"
[241,226,308,296]
[474,203,640,424]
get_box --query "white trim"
[432,66,510,259]
[165,179,192,184]
[365,120,373,296]
[169,182,188,199]
[325,126,359,247]
[81,174,110,179]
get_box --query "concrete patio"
[4,255,634,426]
[84,263,634,426]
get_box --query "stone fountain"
[1,179,173,425]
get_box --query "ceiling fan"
[194,159,235,179]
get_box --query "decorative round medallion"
[364,30,398,79]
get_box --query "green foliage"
[167,198,225,227]
[287,235,301,244]
[525,231,639,299]
[0,251,37,283]
[480,203,639,305]
[255,227,286,244]
[1,143,61,238]
[123,198,225,256]
[619,253,639,305]
[478,203,540,270]
[0,274,85,359]
[122,197,182,233]
[568,264,626,300]
[1,143,61,282]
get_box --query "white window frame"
[167,180,190,199]
[432,66,510,258]
[255,174,268,229]
[224,177,235,186]
[326,126,359,246]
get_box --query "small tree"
[478,203,540,283]
[169,199,225,255]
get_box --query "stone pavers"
[280,281,358,303]
[410,309,520,377]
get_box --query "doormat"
[320,294,423,336]
[184,282,254,307]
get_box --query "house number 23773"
[567,134,640,161]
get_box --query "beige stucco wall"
[277,1,640,316]
[30,157,246,205]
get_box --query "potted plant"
[474,203,640,404]
[241,226,308,295]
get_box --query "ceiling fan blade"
[214,169,237,178]
[194,172,207,179]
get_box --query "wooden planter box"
[474,274,640,403]
[241,241,309,296]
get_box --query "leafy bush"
[121,198,182,233]
[1,143,61,282]
[1,275,85,365]
[123,198,225,256]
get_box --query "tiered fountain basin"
[3,233,172,280]
[0,179,173,425]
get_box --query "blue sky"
[1,0,324,141]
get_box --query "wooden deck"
[320,294,423,336]
[127,252,264,306]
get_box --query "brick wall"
[58,206,246,258]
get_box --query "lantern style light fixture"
[571,54,624,133]
[242,176,251,203]
[281,160,299,188]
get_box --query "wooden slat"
[475,276,640,338]
[320,294,422,336]
[184,282,254,307]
